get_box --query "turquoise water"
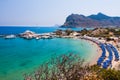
[0,27,96,80]
[0,38,98,80]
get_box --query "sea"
[0,26,97,80]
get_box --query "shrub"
[24,54,120,80]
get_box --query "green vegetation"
[65,29,74,36]
[77,29,92,36]
[24,54,120,80]
[90,65,120,80]
[78,28,120,39]
[54,28,120,39]
[55,29,74,36]
[55,29,63,36]
[106,28,120,36]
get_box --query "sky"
[0,0,120,26]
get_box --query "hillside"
[61,13,120,28]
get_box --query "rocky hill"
[61,13,120,28]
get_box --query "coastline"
[89,40,102,65]
[0,28,120,80]
[0,37,100,80]
[79,38,102,65]
[0,29,116,67]
[0,29,120,70]
[81,37,120,69]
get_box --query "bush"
[24,54,120,80]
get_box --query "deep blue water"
[0,26,93,35]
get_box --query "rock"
[19,30,37,39]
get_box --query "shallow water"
[0,38,98,80]
[0,26,96,80]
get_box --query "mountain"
[61,13,120,27]
[88,13,111,20]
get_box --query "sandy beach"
[76,38,102,65]
[85,39,102,65]
[107,41,120,70]
[80,37,120,69]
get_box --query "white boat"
[4,35,16,39]
[36,36,41,40]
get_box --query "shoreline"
[0,37,101,80]
[79,38,102,65]
[89,40,102,65]
[0,30,119,69]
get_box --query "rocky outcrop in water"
[19,30,54,40]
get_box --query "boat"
[4,35,16,39]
